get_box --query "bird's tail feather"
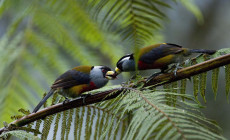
[32,89,55,113]
[189,49,216,54]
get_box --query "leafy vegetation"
[0,0,229,140]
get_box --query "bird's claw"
[173,63,183,76]
[173,69,178,76]
[63,98,70,104]
[80,93,91,104]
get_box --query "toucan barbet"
[115,43,216,75]
[33,65,116,113]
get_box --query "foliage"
[5,89,226,140]
[0,0,125,125]
[0,0,229,140]
[0,130,40,140]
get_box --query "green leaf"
[0,130,40,140]
[65,109,73,140]
[180,79,187,101]
[41,114,55,140]
[92,0,168,49]
[73,108,80,139]
[212,68,219,100]
[53,113,61,140]
[61,110,69,140]
[199,72,207,103]
[85,106,91,140]
[0,1,229,139]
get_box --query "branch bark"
[146,53,230,86]
[0,53,230,135]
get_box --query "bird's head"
[90,66,116,88]
[91,66,116,80]
[115,54,135,75]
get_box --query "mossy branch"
[0,53,230,135]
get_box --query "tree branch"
[11,88,123,127]
[0,53,230,135]
[146,53,230,87]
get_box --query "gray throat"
[92,76,108,88]
[90,67,109,88]
[122,59,136,71]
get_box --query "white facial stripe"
[93,66,103,69]
[120,56,130,63]
[121,56,136,71]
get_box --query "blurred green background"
[0,0,229,138]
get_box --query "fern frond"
[213,49,230,101]
[41,114,55,140]
[65,109,73,140]
[61,110,68,140]
[199,72,207,103]
[79,107,85,139]
[92,0,169,49]
[34,119,42,136]
[1,83,228,140]
[0,130,40,140]
[85,106,91,140]
[180,79,187,100]
[94,107,100,139]
[212,68,219,100]
[74,108,80,139]
[89,89,224,140]
[0,0,125,127]
[0,0,230,139]
[225,64,230,101]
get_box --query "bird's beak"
[105,71,117,80]
[115,67,121,75]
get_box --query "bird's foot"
[63,98,70,104]
[80,93,91,104]
[173,63,183,76]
